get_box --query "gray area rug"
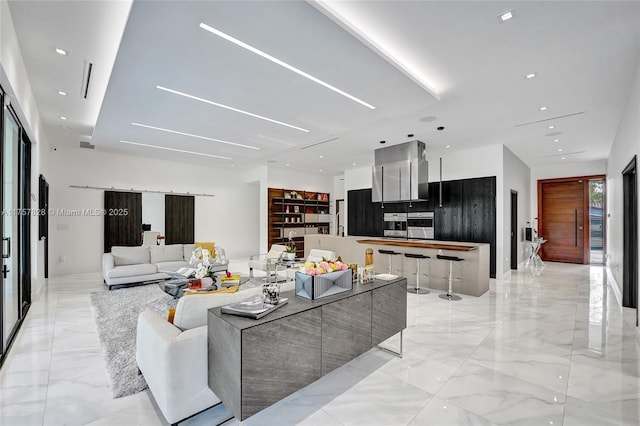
[89,284,178,398]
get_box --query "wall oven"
[383,212,407,238]
[407,211,435,240]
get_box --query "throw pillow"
[167,307,176,324]
[195,241,216,258]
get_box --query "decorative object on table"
[189,246,225,279]
[221,294,288,319]
[284,231,297,260]
[263,283,281,304]
[365,248,374,266]
[295,259,352,300]
[349,263,359,282]
[358,265,375,283]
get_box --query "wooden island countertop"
[356,239,479,252]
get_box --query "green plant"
[285,245,296,253]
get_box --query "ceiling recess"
[515,111,585,127]
[301,137,339,150]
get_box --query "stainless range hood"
[372,140,428,202]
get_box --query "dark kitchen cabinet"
[435,180,463,240]
[348,189,383,237]
[462,177,496,277]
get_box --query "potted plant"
[284,245,296,261]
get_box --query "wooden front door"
[538,178,587,263]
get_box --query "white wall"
[46,147,261,276]
[503,146,531,271]
[606,58,640,299]
[1,0,49,296]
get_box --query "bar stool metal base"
[439,292,462,301]
[407,287,430,294]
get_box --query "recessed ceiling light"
[548,125,555,129]
[352,163,357,166]
[419,116,437,123]
[59,116,68,120]
[55,48,67,56]
[561,157,566,160]
[525,73,536,79]
[319,155,324,159]
[379,140,386,144]
[57,91,67,96]
[156,85,309,133]
[120,140,231,160]
[557,148,563,152]
[553,139,559,142]
[286,163,290,166]
[131,122,260,150]
[498,9,515,22]
[199,22,375,110]
[539,106,548,111]
[445,145,451,148]
[319,169,323,172]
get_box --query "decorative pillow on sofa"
[150,244,184,263]
[195,241,216,258]
[111,246,150,266]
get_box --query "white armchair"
[136,286,264,424]
[248,244,287,278]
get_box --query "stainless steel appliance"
[383,212,407,238]
[407,211,435,240]
[372,140,429,203]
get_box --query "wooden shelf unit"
[268,188,331,257]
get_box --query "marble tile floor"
[1,260,639,425]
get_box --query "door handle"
[2,237,10,259]
[574,209,578,246]
[2,264,9,279]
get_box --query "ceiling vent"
[81,60,94,99]
[515,111,585,127]
[79,141,95,150]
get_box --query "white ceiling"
[8,1,640,175]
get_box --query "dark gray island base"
[207,277,407,421]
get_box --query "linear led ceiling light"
[156,85,309,132]
[131,122,260,150]
[120,140,231,160]
[199,22,375,110]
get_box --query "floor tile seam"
[39,283,62,426]
[403,395,433,426]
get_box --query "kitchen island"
[304,235,490,297]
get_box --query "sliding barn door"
[538,178,587,264]
[104,191,142,252]
[165,195,194,245]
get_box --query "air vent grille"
[79,141,95,150]
[81,61,94,99]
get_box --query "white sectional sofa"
[136,281,295,424]
[102,244,228,289]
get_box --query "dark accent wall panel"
[435,180,463,241]
[165,195,194,245]
[103,191,142,252]
[462,177,497,278]
[347,189,383,237]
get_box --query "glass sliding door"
[2,106,20,351]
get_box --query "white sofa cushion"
[155,260,189,272]
[111,246,150,266]
[105,263,158,279]
[173,285,264,330]
[150,244,185,263]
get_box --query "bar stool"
[404,253,430,294]
[378,249,401,275]
[437,255,463,301]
